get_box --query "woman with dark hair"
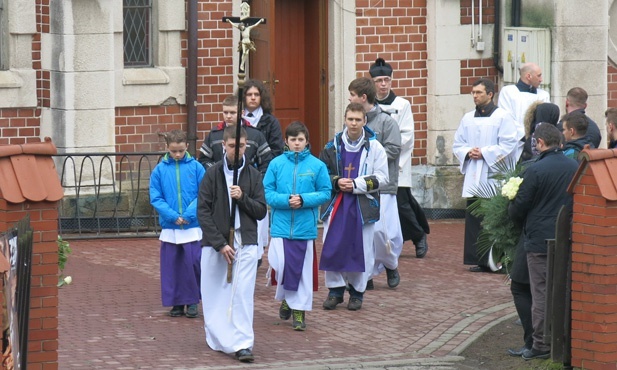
[241,79,285,157]
[520,101,560,162]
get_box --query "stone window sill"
[122,67,170,86]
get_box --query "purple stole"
[320,144,365,272]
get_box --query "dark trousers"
[396,187,429,245]
[463,198,488,267]
[528,252,550,352]
[510,280,533,349]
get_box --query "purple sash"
[281,239,308,291]
[320,146,365,272]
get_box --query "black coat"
[254,113,285,158]
[508,148,578,254]
[198,161,267,251]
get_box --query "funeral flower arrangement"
[468,161,523,273]
[501,176,523,200]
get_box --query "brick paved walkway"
[58,219,516,369]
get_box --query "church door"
[249,0,328,154]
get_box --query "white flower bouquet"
[501,176,523,200]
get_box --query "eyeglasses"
[373,77,392,84]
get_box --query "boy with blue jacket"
[264,121,331,331]
[150,130,205,318]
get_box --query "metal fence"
[54,151,464,239]
[55,151,165,239]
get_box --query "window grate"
[123,0,152,67]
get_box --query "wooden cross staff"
[221,1,266,283]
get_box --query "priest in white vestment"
[453,78,519,272]
[497,62,550,159]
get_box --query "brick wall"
[608,64,617,108]
[460,59,499,95]
[570,170,617,369]
[355,0,429,165]
[36,0,50,109]
[0,109,41,145]
[115,106,189,153]
[460,0,495,25]
[0,0,49,145]
[0,200,59,370]
[115,0,235,156]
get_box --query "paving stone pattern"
[58,220,516,369]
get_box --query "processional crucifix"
[222,1,266,283]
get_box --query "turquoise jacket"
[150,152,206,230]
[263,148,331,240]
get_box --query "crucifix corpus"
[223,2,266,74]
[221,1,266,283]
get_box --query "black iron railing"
[55,151,166,239]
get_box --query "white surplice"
[200,158,258,354]
[452,107,519,198]
[267,238,314,311]
[497,84,551,158]
[201,240,258,354]
[372,193,403,276]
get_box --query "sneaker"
[522,348,550,360]
[415,234,428,258]
[292,310,306,331]
[322,296,343,310]
[366,279,374,290]
[235,348,254,363]
[169,305,184,317]
[385,267,400,288]
[279,299,291,320]
[347,297,363,311]
[185,304,198,318]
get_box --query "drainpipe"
[187,0,198,157]
[512,0,522,27]
[493,0,503,73]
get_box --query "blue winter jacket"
[263,148,331,240]
[150,152,206,230]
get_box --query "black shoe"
[292,310,306,331]
[279,299,291,320]
[507,346,529,357]
[347,297,362,311]
[185,304,198,318]
[385,268,400,288]
[522,348,550,360]
[235,348,255,362]
[322,296,343,310]
[169,305,184,317]
[257,258,263,268]
[468,265,491,272]
[415,234,428,258]
[366,279,374,290]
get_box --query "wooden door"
[249,0,328,154]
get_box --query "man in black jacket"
[557,87,602,148]
[508,124,578,360]
[197,126,267,363]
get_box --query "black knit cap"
[369,58,393,77]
